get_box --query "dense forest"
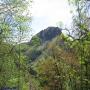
[0,0,90,90]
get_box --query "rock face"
[37,27,62,43]
[30,27,62,44]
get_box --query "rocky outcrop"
[29,27,62,45]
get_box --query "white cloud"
[31,0,72,33]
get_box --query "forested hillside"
[0,0,90,90]
[18,25,90,90]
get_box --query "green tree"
[0,0,32,89]
[68,0,90,89]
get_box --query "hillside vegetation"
[0,0,90,90]
[18,26,90,90]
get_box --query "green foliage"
[30,36,41,46]
[0,0,32,89]
[0,0,90,90]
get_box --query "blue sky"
[31,0,72,35]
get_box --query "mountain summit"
[30,27,62,45]
[37,27,62,43]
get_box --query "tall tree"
[68,0,90,89]
[0,0,32,89]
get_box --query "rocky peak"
[37,27,62,43]
[29,27,62,45]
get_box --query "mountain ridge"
[28,27,62,45]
